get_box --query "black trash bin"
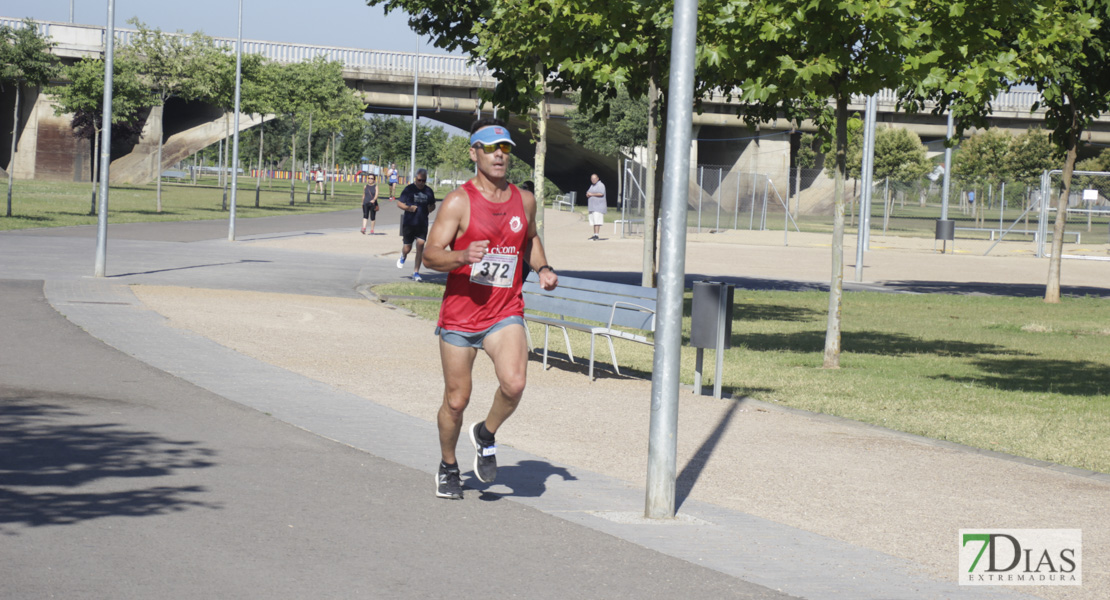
[935,219,955,241]
[935,219,955,253]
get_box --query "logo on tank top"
[509,216,523,233]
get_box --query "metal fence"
[848,170,1110,254]
[618,159,801,238]
[614,159,1110,254]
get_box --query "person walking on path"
[387,163,400,200]
[361,175,379,234]
[422,118,558,499]
[396,168,436,282]
[586,173,607,240]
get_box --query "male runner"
[396,169,435,282]
[422,119,558,499]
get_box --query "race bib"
[470,253,517,288]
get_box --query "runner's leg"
[438,339,478,465]
[413,238,426,274]
[480,323,529,434]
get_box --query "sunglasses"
[472,142,513,154]
[416,178,427,182]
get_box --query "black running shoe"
[435,465,463,499]
[469,422,498,483]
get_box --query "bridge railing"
[5,16,1047,110]
[0,17,52,37]
[106,22,479,77]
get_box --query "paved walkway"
[2,207,1106,599]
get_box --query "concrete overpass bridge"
[6,17,1109,202]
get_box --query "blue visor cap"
[470,126,515,147]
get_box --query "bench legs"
[537,324,576,371]
[588,334,623,381]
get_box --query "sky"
[0,0,449,55]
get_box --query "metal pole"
[760,176,768,230]
[941,111,954,221]
[733,172,740,230]
[94,0,116,278]
[409,36,420,181]
[863,95,877,250]
[855,94,876,281]
[748,174,756,230]
[645,0,698,521]
[70,0,75,23]
[1000,181,1005,233]
[715,167,722,230]
[228,0,243,241]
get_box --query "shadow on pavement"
[676,398,743,511]
[0,392,220,532]
[110,259,272,278]
[467,459,578,501]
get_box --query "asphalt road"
[0,279,793,599]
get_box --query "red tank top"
[437,181,529,332]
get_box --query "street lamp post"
[409,35,420,182]
[228,0,244,241]
[94,0,116,277]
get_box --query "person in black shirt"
[395,168,436,281]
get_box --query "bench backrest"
[524,273,657,331]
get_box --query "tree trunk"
[305,113,313,204]
[256,119,263,208]
[823,95,849,369]
[794,163,802,219]
[1045,107,1080,303]
[90,127,100,216]
[330,132,336,200]
[6,85,20,217]
[643,73,661,288]
[289,118,297,206]
[532,64,548,241]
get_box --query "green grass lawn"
[0,177,375,231]
[374,281,1110,474]
[0,177,554,231]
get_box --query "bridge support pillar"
[5,87,91,182]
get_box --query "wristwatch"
[536,265,555,274]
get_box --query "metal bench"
[554,191,577,211]
[523,273,657,380]
[954,227,1081,243]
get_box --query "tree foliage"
[0,19,58,90]
[567,87,648,158]
[120,19,217,105]
[952,129,1013,186]
[49,56,151,135]
[1006,127,1058,186]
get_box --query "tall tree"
[368,0,674,285]
[49,56,151,215]
[706,0,1032,368]
[205,50,270,209]
[1,19,59,217]
[1014,0,1110,302]
[567,87,649,189]
[267,57,356,205]
[438,134,473,174]
[120,19,219,212]
[1007,127,1058,188]
[705,1,932,368]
